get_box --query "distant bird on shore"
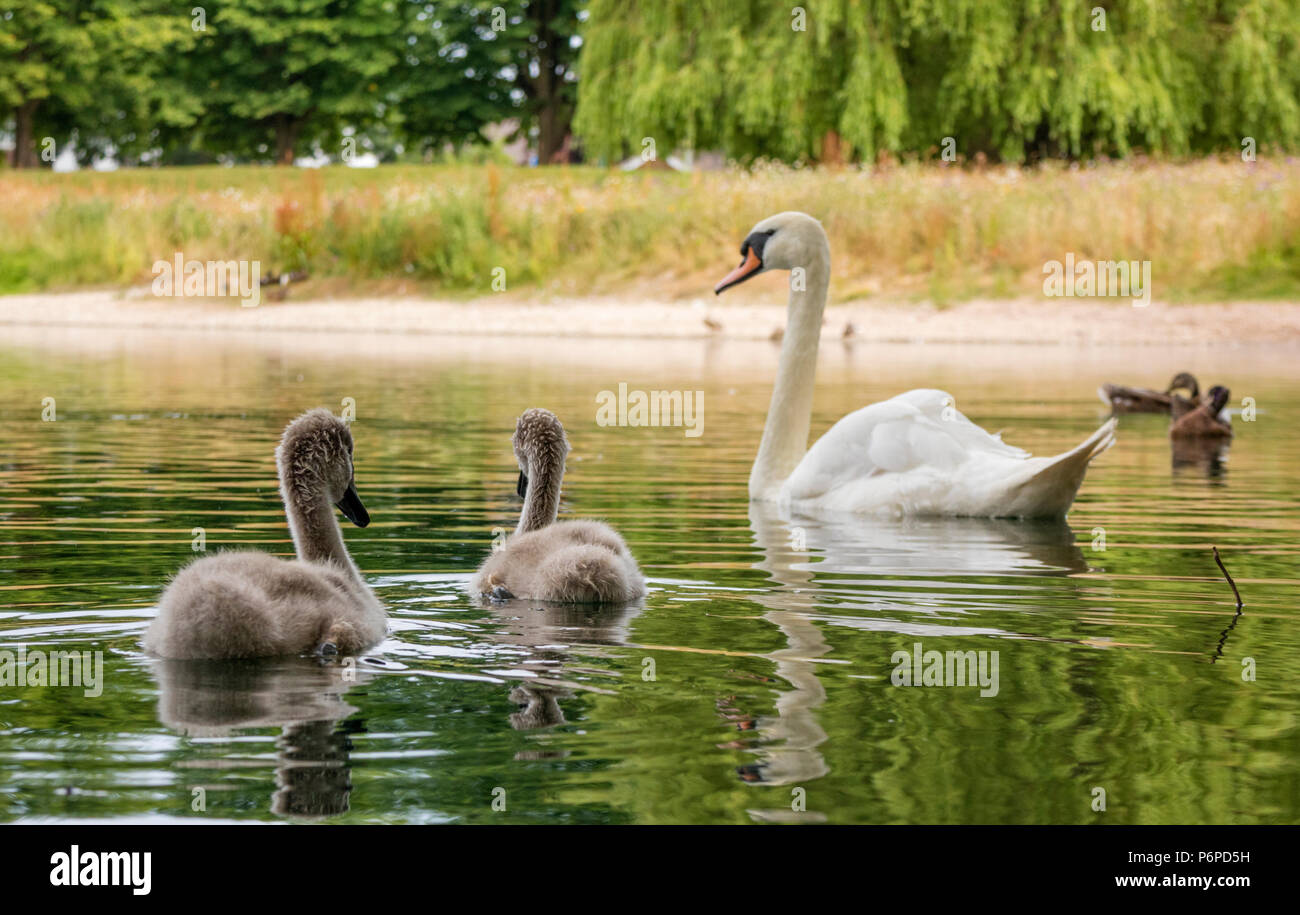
[259,269,310,288]
[260,269,310,301]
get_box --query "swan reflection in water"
[153,656,372,819]
[481,598,644,736]
[740,502,1087,821]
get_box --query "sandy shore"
[2,289,1298,345]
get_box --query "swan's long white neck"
[749,240,830,500]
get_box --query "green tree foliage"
[164,0,587,165]
[0,1,588,166]
[0,1,194,167]
[185,0,414,165]
[391,2,515,159]
[0,1,93,167]
[574,0,1300,163]
[397,0,584,163]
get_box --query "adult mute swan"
[472,409,645,603]
[144,409,386,659]
[714,211,1116,518]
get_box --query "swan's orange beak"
[714,248,763,295]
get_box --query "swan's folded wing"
[868,417,967,471]
[782,401,901,499]
[895,389,1030,459]
[782,389,1029,502]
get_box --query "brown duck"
[1170,385,1233,438]
[1098,371,1199,414]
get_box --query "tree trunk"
[274,115,301,166]
[525,0,574,165]
[534,37,562,163]
[12,100,41,169]
[820,129,845,167]
[538,98,564,164]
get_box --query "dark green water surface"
[1,330,1296,823]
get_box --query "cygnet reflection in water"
[152,656,370,820]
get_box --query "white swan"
[715,211,1116,518]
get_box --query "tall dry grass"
[1,158,1297,302]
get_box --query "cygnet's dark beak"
[516,471,529,499]
[335,480,370,527]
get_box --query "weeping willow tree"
[573,0,1300,163]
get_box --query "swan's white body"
[778,388,1115,517]
[718,212,1115,519]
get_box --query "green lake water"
[1,328,1297,824]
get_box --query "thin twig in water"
[1212,546,1243,610]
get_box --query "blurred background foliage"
[1,158,1297,300]
[577,0,1300,163]
[2,2,1298,302]
[0,0,582,167]
[2,0,1298,169]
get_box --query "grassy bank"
[2,158,1298,303]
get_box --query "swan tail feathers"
[1075,415,1119,462]
[147,574,278,660]
[1005,418,1117,518]
[537,545,644,603]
